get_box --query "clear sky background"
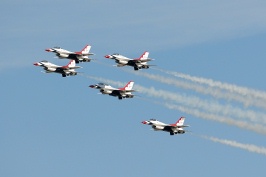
[1,1,266,177]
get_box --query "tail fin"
[138,51,149,60]
[174,117,185,126]
[66,60,76,68]
[122,81,134,90]
[80,45,91,54]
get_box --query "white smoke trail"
[142,98,266,135]
[155,68,266,107]
[135,97,266,135]
[202,136,266,156]
[79,74,125,86]
[169,70,266,101]
[163,103,266,135]
[128,69,266,109]
[134,85,266,125]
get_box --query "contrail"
[127,69,266,109]
[202,135,266,156]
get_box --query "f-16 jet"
[142,117,189,135]
[45,45,94,63]
[105,51,154,70]
[33,60,81,77]
[89,81,135,100]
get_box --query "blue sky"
[1,1,266,177]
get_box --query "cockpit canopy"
[53,46,61,49]
[150,118,157,121]
[41,60,48,63]
[113,53,120,55]
[98,83,110,87]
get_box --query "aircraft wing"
[140,63,156,67]
[112,89,135,94]
[68,66,81,69]
[110,90,123,96]
[70,53,94,57]
[78,53,94,56]
[128,60,154,65]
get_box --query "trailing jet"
[105,51,154,70]
[33,60,81,77]
[89,81,135,100]
[142,117,189,135]
[45,45,94,63]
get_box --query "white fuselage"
[142,119,186,135]
[46,47,91,62]
[105,53,150,70]
[89,82,135,100]
[33,60,78,77]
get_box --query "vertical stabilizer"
[121,81,134,90]
[174,117,185,126]
[65,60,76,68]
[138,51,149,60]
[80,45,91,54]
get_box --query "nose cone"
[33,62,40,66]
[142,121,148,124]
[105,55,110,58]
[89,85,95,88]
[45,48,52,52]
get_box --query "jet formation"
[34,44,189,135]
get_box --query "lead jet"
[89,81,135,100]
[105,51,154,70]
[45,45,94,63]
[33,60,81,77]
[142,117,189,135]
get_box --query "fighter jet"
[33,60,81,77]
[89,81,135,100]
[45,45,94,63]
[142,117,189,135]
[105,51,154,70]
